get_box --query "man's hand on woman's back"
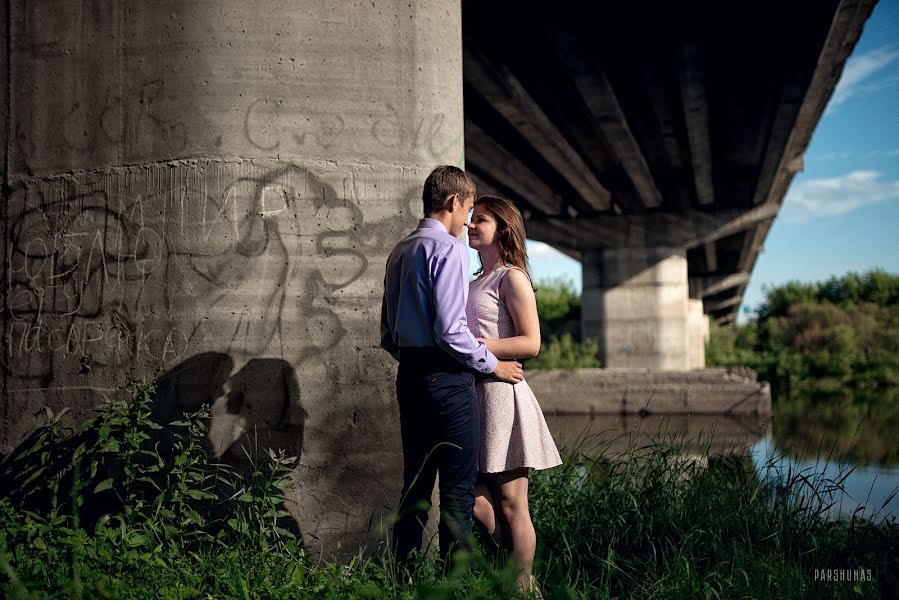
[493,360,525,384]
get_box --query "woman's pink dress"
[466,265,563,473]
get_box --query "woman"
[465,194,562,593]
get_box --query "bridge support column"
[582,247,691,369]
[4,0,464,556]
[687,298,709,369]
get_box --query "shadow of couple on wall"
[0,352,307,542]
[150,351,308,538]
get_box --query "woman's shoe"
[522,574,543,599]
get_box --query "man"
[381,165,524,566]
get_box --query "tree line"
[706,270,899,397]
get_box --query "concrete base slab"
[545,412,771,459]
[527,367,771,416]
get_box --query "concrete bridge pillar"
[3,0,464,555]
[582,247,691,369]
[687,298,709,369]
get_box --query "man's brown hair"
[422,165,477,216]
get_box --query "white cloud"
[783,170,899,221]
[526,240,566,259]
[865,148,899,158]
[829,45,899,109]
[810,150,852,161]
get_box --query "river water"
[545,391,899,523]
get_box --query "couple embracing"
[380,165,562,591]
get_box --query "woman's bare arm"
[478,268,541,359]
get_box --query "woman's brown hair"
[473,195,531,277]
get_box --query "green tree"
[531,277,601,368]
[758,281,818,318]
[534,276,582,341]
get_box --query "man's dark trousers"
[393,348,480,565]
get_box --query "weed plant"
[0,386,896,598]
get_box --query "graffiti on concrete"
[3,162,418,455]
[2,158,424,552]
[371,102,461,162]
[245,99,347,152]
[13,78,205,175]
[6,185,165,382]
[244,98,461,162]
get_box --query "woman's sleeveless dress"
[466,265,563,473]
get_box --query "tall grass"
[0,386,896,598]
[531,430,897,598]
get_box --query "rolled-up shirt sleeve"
[431,243,497,374]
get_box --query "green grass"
[531,431,897,599]
[1,386,896,598]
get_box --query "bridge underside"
[462,0,874,367]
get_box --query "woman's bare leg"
[491,468,535,591]
[473,481,502,550]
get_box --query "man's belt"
[398,346,469,374]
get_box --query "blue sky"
[471,1,899,315]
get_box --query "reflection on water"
[761,390,899,522]
[751,436,899,522]
[771,392,899,467]
[546,389,899,523]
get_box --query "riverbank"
[1,388,895,598]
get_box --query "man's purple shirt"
[380,218,498,374]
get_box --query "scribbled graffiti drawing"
[3,161,419,485]
[162,164,370,364]
[5,187,164,380]
[4,164,381,380]
[244,100,347,152]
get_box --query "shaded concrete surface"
[2,0,465,556]
[528,367,771,416]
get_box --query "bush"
[534,276,582,342]
[758,269,899,319]
[530,277,602,368]
[528,334,600,369]
[0,383,300,595]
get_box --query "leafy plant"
[0,382,300,589]
[2,384,897,598]
[528,334,600,369]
